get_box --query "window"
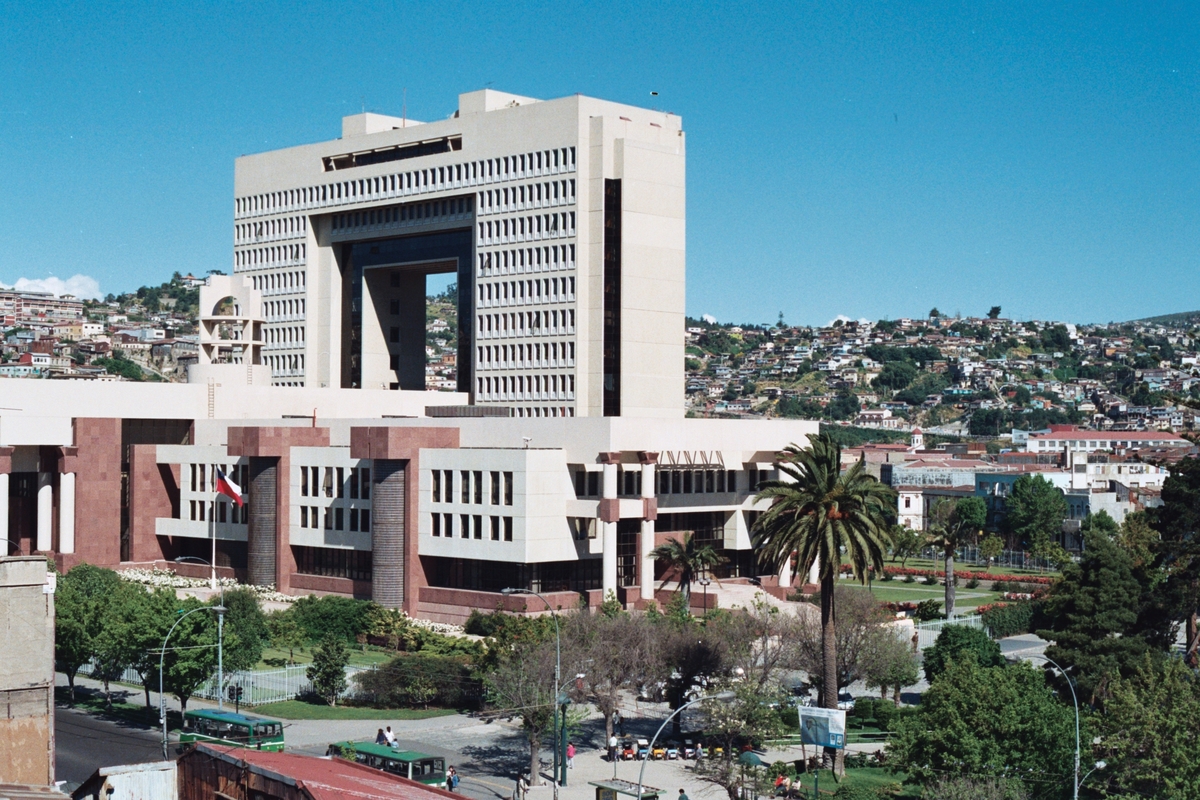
[324,468,333,497]
[461,471,470,503]
[490,472,500,505]
[460,514,470,538]
[504,517,513,541]
[432,470,441,502]
[444,514,453,537]
[324,508,332,529]
[335,508,344,531]
[504,472,513,505]
[360,510,370,532]
[587,472,599,497]
[336,468,345,498]
[473,471,483,504]
[904,497,912,509]
[190,464,197,492]
[300,506,308,527]
[350,469,359,499]
[443,470,453,500]
[349,508,359,531]
[473,515,482,539]
[361,468,370,499]
[432,514,441,536]
[300,466,309,496]
[490,516,500,541]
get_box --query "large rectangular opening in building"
[338,223,474,392]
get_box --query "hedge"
[979,601,1039,638]
[353,652,482,709]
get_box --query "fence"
[912,615,984,650]
[77,661,370,706]
[918,546,1060,573]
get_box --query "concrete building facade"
[230,89,686,419]
[0,557,56,786]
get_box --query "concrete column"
[808,560,820,586]
[0,473,9,550]
[247,457,279,586]
[639,452,657,601]
[600,454,620,598]
[778,553,793,588]
[58,472,75,555]
[36,472,53,552]
[371,459,407,609]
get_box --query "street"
[55,704,164,786]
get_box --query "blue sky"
[0,1,1195,325]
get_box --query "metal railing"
[76,661,369,706]
[912,615,985,649]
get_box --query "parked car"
[665,743,679,760]
[651,744,666,760]
[682,740,698,759]
[635,738,650,760]
[621,738,636,760]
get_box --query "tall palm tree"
[924,496,986,617]
[650,533,726,612]
[751,433,895,772]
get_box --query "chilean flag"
[215,468,244,507]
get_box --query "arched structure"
[189,274,270,385]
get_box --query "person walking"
[516,773,529,800]
[678,789,690,800]
[608,734,618,762]
[375,728,387,745]
[566,741,576,769]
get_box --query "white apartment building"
[230,89,686,419]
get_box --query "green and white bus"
[329,741,447,788]
[179,709,285,752]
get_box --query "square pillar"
[599,453,620,598]
[58,472,75,555]
[638,452,658,601]
[36,472,52,553]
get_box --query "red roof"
[197,745,457,800]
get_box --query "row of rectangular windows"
[265,326,304,347]
[478,277,575,307]
[299,505,370,532]
[478,181,575,215]
[478,310,575,339]
[431,470,514,505]
[431,513,514,541]
[189,463,248,494]
[268,353,304,376]
[478,213,574,246]
[235,244,306,268]
[478,245,575,277]
[293,545,371,582]
[570,468,772,498]
[265,298,305,319]
[235,148,578,219]
[235,216,308,244]
[330,196,472,232]
[300,466,371,499]
[477,374,574,403]
[493,406,577,418]
[477,341,574,371]
[189,499,247,523]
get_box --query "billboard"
[798,706,846,749]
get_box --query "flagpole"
[210,487,217,592]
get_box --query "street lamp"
[5,538,23,554]
[635,691,736,800]
[159,603,225,759]
[176,556,226,712]
[1080,760,1106,790]
[1025,654,1081,800]
[502,587,565,794]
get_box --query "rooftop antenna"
[523,436,532,449]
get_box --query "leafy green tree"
[54,564,121,700]
[307,634,349,706]
[1004,474,1067,556]
[693,682,786,800]
[752,433,895,773]
[650,532,727,612]
[929,307,941,319]
[290,594,371,643]
[987,306,1002,320]
[266,610,305,664]
[162,597,219,718]
[875,361,917,391]
[92,580,152,710]
[890,658,1077,793]
[925,497,987,616]
[979,534,1004,566]
[921,776,1027,800]
[128,587,180,709]
[861,627,920,705]
[825,390,860,421]
[1093,655,1200,799]
[922,624,1003,683]
[889,525,922,567]
[566,612,657,744]
[969,408,1006,436]
[1150,457,1200,665]
[219,588,268,673]
[484,638,557,785]
[1034,526,1164,703]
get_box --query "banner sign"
[798,706,846,750]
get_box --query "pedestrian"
[384,726,396,746]
[375,728,387,745]
[566,741,576,769]
[609,734,618,762]
[447,766,459,793]
[517,773,529,800]
[678,789,689,800]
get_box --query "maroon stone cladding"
[127,444,177,563]
[63,418,123,570]
[291,573,372,599]
[350,426,459,614]
[598,498,620,523]
[417,586,580,625]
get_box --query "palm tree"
[751,433,895,773]
[649,533,726,612]
[924,497,986,617]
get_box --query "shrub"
[291,595,372,644]
[914,600,944,622]
[922,575,939,586]
[353,652,482,709]
[903,574,917,584]
[923,625,1004,682]
[964,576,980,589]
[981,601,1036,638]
[831,783,877,800]
[991,580,1009,592]
[880,570,894,582]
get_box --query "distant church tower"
[910,427,924,450]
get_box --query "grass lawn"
[889,557,1060,578]
[842,581,1002,611]
[253,699,458,720]
[793,767,917,797]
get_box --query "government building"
[1,89,817,621]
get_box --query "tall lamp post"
[636,691,736,800]
[159,603,225,759]
[502,587,565,794]
[1025,653,1081,800]
[176,556,226,712]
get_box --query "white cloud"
[701,314,717,324]
[0,274,102,300]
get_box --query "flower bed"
[845,563,1054,585]
[117,567,296,603]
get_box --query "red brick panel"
[227,426,330,458]
[598,498,620,523]
[127,445,177,563]
[66,418,122,569]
